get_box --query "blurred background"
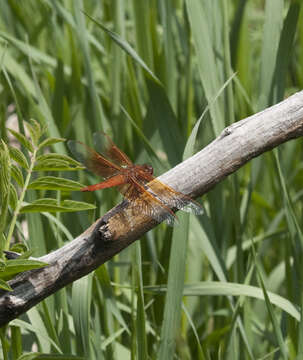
[1,0,303,359]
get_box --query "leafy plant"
[0,119,95,290]
[0,1,302,359]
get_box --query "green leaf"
[33,154,83,172]
[11,317,62,353]
[24,119,41,146]
[73,4,108,133]
[185,0,226,135]
[28,176,83,191]
[253,239,288,359]
[0,141,11,199]
[158,212,190,359]
[72,274,93,356]
[0,259,47,280]
[11,164,24,187]
[0,142,11,235]
[17,352,85,360]
[38,137,66,151]
[146,80,183,166]
[9,184,18,210]
[134,243,148,359]
[7,128,34,153]
[9,146,29,170]
[95,266,130,334]
[35,153,80,165]
[146,281,300,321]
[40,212,74,242]
[0,278,13,291]
[33,160,81,172]
[16,352,41,360]
[0,233,6,254]
[273,3,300,104]
[0,259,5,272]
[84,12,161,84]
[20,198,96,213]
[10,242,29,255]
[258,0,284,110]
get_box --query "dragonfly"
[68,133,203,226]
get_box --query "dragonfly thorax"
[126,164,153,178]
[141,164,153,175]
[128,164,153,178]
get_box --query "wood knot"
[220,127,232,138]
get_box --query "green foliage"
[0,120,93,300]
[20,199,95,214]
[0,1,303,359]
[0,259,48,281]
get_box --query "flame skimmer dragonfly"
[68,133,203,226]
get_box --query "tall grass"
[0,0,302,359]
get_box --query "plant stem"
[0,327,9,360]
[5,147,37,250]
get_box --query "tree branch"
[1,91,303,326]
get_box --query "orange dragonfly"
[68,133,203,226]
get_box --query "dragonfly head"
[142,164,153,175]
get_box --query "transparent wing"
[67,140,122,179]
[143,177,203,215]
[119,181,178,226]
[93,132,133,167]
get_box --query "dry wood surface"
[1,91,303,326]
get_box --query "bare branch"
[1,91,303,326]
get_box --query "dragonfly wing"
[93,132,133,167]
[119,182,177,226]
[67,140,122,179]
[146,178,203,215]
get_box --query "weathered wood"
[1,91,303,326]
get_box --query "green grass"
[0,0,303,359]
